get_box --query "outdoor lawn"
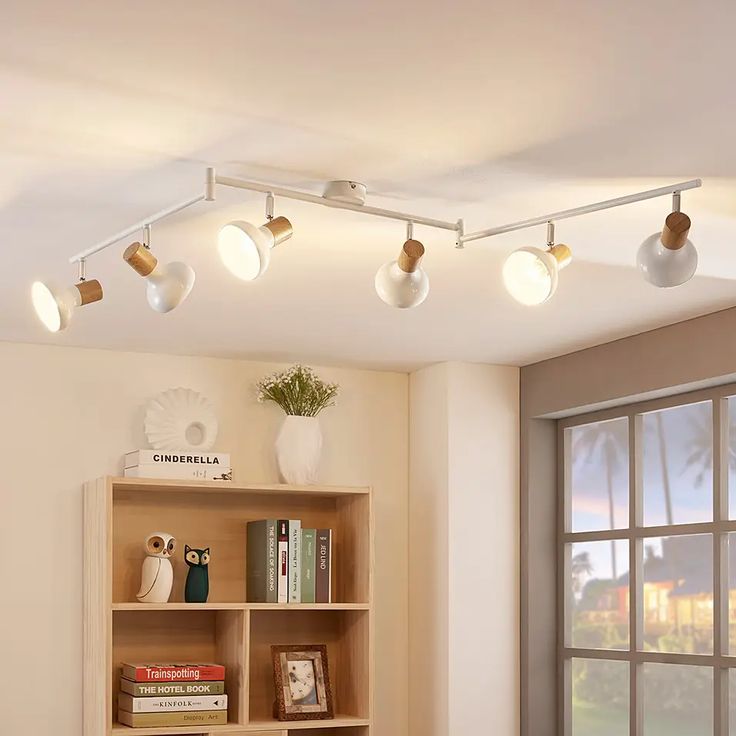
[573,700,711,735]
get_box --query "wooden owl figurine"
[184,545,211,603]
[136,532,176,603]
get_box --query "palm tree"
[682,412,736,488]
[654,412,674,525]
[571,551,594,597]
[573,420,628,580]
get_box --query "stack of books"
[117,663,228,728]
[246,520,332,603]
[123,451,232,481]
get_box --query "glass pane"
[571,658,628,736]
[641,535,712,654]
[642,663,712,735]
[641,401,712,526]
[568,418,629,532]
[569,540,629,649]
[728,533,736,654]
[728,397,736,519]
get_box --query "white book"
[118,692,228,713]
[124,464,232,481]
[289,519,302,603]
[124,450,230,469]
[277,520,289,603]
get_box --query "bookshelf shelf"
[112,603,371,612]
[246,715,371,730]
[85,476,374,736]
[109,715,370,735]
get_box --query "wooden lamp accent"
[661,212,692,250]
[123,242,158,276]
[75,279,103,305]
[549,243,572,269]
[397,239,425,273]
[264,215,293,246]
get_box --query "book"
[277,520,289,603]
[117,710,227,727]
[121,663,226,682]
[124,464,232,481]
[118,692,228,712]
[124,450,231,468]
[246,520,277,603]
[300,529,316,603]
[315,529,332,603]
[120,679,225,697]
[289,519,302,603]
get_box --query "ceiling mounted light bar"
[214,175,461,232]
[459,179,702,245]
[68,169,217,264]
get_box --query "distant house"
[576,534,724,642]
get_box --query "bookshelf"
[84,477,374,736]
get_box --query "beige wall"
[409,363,520,736]
[0,341,409,736]
[408,363,450,735]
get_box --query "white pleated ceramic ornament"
[144,388,218,451]
[275,415,323,485]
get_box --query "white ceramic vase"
[275,415,323,485]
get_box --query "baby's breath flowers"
[257,365,338,417]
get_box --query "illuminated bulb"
[123,242,195,313]
[502,244,572,306]
[31,279,103,332]
[637,211,697,287]
[218,216,293,281]
[375,239,429,308]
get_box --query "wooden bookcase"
[84,477,374,736]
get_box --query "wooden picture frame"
[271,644,334,721]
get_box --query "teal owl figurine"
[184,545,210,603]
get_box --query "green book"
[120,678,225,697]
[301,528,316,603]
[246,519,277,603]
[117,710,227,727]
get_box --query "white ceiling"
[3,0,736,370]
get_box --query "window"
[561,391,736,735]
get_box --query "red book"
[121,663,225,682]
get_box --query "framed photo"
[271,644,334,721]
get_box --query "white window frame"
[559,384,736,735]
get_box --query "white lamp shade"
[637,233,698,287]
[218,221,274,281]
[145,262,196,313]
[31,281,80,332]
[502,247,559,306]
[374,261,430,308]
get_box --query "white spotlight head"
[31,279,103,332]
[218,216,293,281]
[637,211,697,288]
[123,243,195,313]
[502,244,572,306]
[375,239,430,309]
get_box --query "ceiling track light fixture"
[459,178,702,304]
[636,191,697,288]
[36,169,703,331]
[32,259,104,332]
[375,221,430,308]
[502,222,572,306]
[218,191,294,281]
[123,225,196,313]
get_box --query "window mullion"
[630,412,643,736]
[714,398,728,736]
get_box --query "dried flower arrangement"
[257,365,339,417]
